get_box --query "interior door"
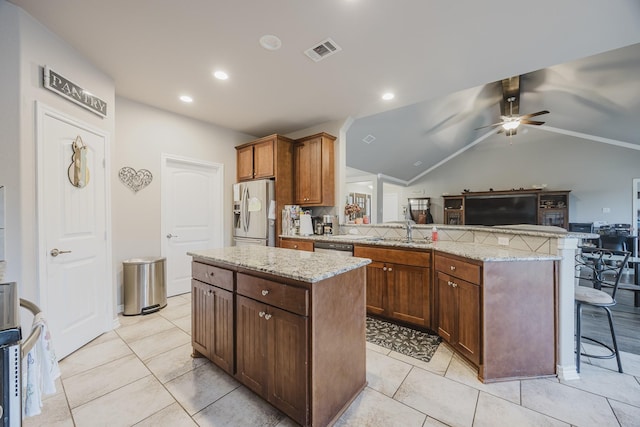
[37,103,110,359]
[162,155,223,296]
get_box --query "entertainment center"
[443,189,570,229]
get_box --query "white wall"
[406,128,640,226]
[0,1,116,303]
[113,96,254,305]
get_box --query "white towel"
[22,312,61,417]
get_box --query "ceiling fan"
[476,96,549,136]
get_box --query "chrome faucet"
[405,219,416,242]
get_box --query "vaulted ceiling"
[9,0,640,182]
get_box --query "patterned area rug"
[366,316,441,363]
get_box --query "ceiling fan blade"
[520,120,545,126]
[474,122,504,130]
[519,110,549,120]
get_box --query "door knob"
[50,248,72,257]
[166,233,178,238]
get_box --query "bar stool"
[574,248,630,373]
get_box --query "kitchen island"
[188,246,371,427]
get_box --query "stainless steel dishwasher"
[313,241,354,257]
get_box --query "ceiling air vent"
[304,38,342,62]
[362,135,376,144]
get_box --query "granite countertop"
[281,234,561,261]
[188,246,371,283]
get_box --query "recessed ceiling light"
[382,92,395,101]
[259,35,282,51]
[179,95,193,103]
[213,70,229,80]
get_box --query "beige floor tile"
[145,342,208,383]
[134,402,197,427]
[117,310,164,327]
[474,392,569,427]
[71,375,174,427]
[365,349,412,397]
[59,336,133,378]
[193,386,284,427]
[159,299,191,321]
[521,378,619,426]
[445,354,521,404]
[423,417,450,426]
[559,362,640,407]
[64,353,149,408]
[366,341,391,355]
[389,342,454,376]
[128,326,191,361]
[609,399,640,427]
[116,315,175,343]
[172,314,192,334]
[394,366,478,427]
[334,387,426,427]
[164,362,240,415]
[23,389,73,427]
[583,344,640,377]
[274,416,299,427]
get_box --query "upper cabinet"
[293,132,336,206]
[236,134,294,182]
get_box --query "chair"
[599,235,628,251]
[574,248,630,373]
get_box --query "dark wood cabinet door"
[267,305,308,425]
[389,265,431,328]
[236,295,268,396]
[191,279,212,357]
[294,137,322,205]
[253,139,275,179]
[365,261,387,316]
[456,278,480,366]
[237,145,254,181]
[210,287,234,375]
[436,272,455,343]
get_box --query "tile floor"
[23,293,640,427]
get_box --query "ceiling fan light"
[502,120,520,130]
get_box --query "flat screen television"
[465,194,537,226]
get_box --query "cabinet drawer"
[354,246,430,267]
[434,254,481,285]
[280,239,314,252]
[237,273,308,316]
[192,262,234,291]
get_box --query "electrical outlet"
[602,207,611,213]
[498,237,509,246]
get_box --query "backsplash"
[336,224,560,255]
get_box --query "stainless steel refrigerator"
[233,179,276,246]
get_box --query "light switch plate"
[498,237,510,246]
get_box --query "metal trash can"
[123,257,167,316]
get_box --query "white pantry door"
[162,155,223,296]
[37,103,111,359]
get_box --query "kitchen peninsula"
[281,223,583,382]
[188,246,371,427]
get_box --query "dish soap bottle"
[431,226,438,242]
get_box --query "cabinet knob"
[450,265,456,271]
[447,281,453,286]
[382,266,387,271]
[264,313,272,320]
[452,282,458,288]
[261,289,269,296]
[294,244,298,249]
[388,267,393,272]
[259,311,265,317]
[209,272,215,277]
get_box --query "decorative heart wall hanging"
[119,167,153,193]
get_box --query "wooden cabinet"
[191,262,234,374]
[236,294,308,422]
[538,191,570,229]
[434,252,557,382]
[354,245,431,328]
[279,238,314,252]
[443,196,464,225]
[434,254,481,366]
[235,134,294,240]
[294,133,336,206]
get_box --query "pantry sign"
[43,66,107,118]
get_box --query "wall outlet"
[498,237,510,246]
[602,207,611,213]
